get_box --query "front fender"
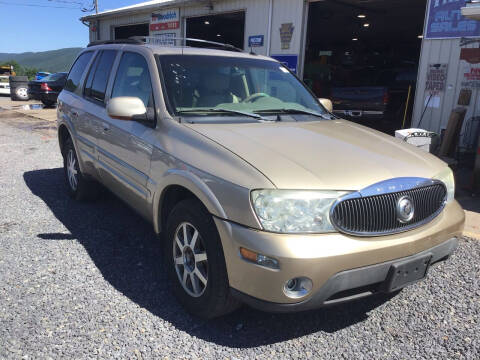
[152,169,228,234]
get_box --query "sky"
[0,0,142,53]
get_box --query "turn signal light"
[41,83,52,91]
[239,247,279,269]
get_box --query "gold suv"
[57,39,465,318]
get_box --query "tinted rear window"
[42,73,67,82]
[89,50,117,103]
[64,52,93,93]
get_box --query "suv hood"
[186,120,446,190]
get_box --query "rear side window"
[64,52,93,93]
[111,52,153,108]
[84,50,117,103]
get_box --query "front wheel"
[165,199,239,318]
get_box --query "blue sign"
[426,0,480,39]
[271,55,298,74]
[248,35,264,47]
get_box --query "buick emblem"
[397,196,414,223]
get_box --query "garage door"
[114,23,149,40]
[186,12,245,49]
[304,0,427,133]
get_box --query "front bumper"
[231,237,458,312]
[214,200,465,310]
[28,90,58,102]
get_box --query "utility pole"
[95,0,98,14]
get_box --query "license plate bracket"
[384,254,432,292]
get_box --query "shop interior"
[186,11,246,49]
[114,23,150,39]
[303,0,427,134]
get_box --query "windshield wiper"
[255,108,330,119]
[177,108,273,121]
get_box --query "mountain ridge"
[0,48,83,73]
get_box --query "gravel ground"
[0,111,479,359]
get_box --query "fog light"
[240,248,279,269]
[283,277,313,299]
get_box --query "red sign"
[150,21,179,31]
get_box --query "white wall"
[412,37,480,148]
[90,0,307,58]
[269,0,304,55]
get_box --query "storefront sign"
[425,64,448,93]
[426,0,480,39]
[150,8,180,32]
[153,32,176,45]
[279,23,294,50]
[271,55,298,74]
[460,48,480,88]
[248,35,264,47]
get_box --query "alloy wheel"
[173,222,208,297]
[67,149,78,191]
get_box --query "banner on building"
[461,48,480,88]
[271,55,298,74]
[153,33,176,45]
[279,23,294,50]
[425,64,448,93]
[150,8,180,32]
[426,0,480,39]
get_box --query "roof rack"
[130,36,244,52]
[87,38,144,47]
[87,37,245,53]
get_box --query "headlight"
[433,167,455,203]
[251,190,349,234]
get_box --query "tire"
[164,199,240,319]
[14,86,29,101]
[9,76,29,101]
[63,138,100,201]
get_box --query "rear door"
[59,51,95,171]
[95,51,156,215]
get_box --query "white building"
[81,0,480,153]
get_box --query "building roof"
[81,0,197,21]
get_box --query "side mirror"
[319,98,333,113]
[107,97,147,120]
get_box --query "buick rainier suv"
[56,38,465,318]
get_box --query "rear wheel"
[164,199,239,318]
[15,86,29,101]
[63,138,99,201]
[9,76,29,101]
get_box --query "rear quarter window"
[64,52,93,93]
[84,50,117,104]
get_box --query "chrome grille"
[330,182,447,236]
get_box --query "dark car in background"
[331,68,417,133]
[28,72,67,107]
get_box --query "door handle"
[102,122,110,132]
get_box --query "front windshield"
[158,55,327,119]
